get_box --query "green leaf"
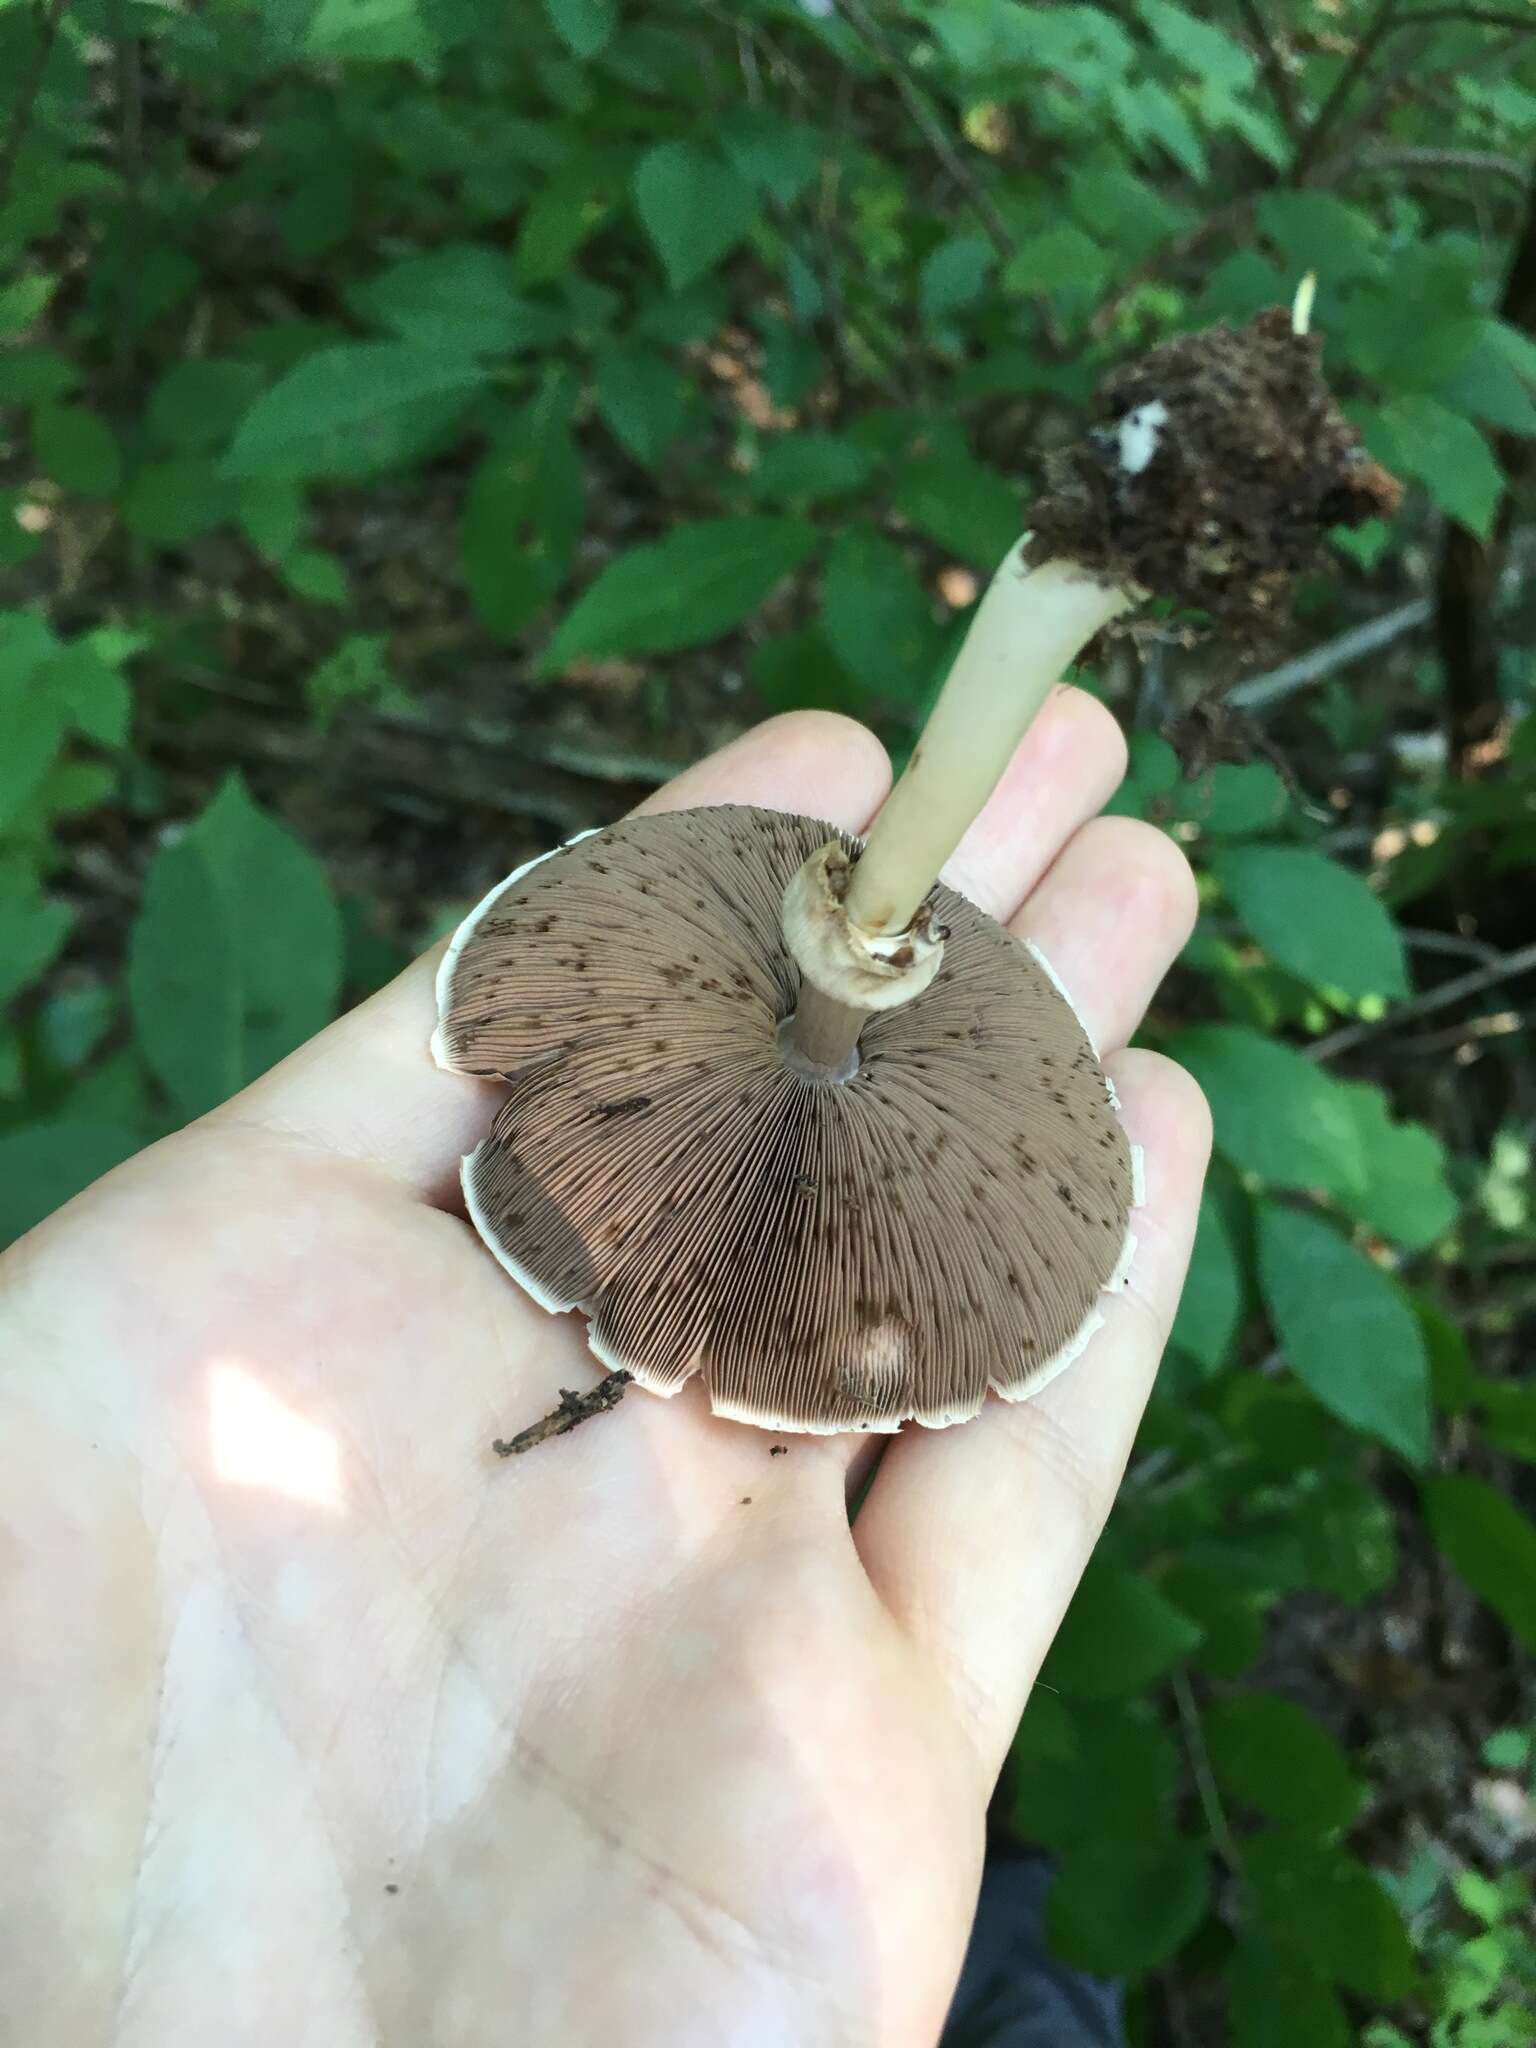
[1256,191,1381,286]
[0,703,68,831]
[1481,1728,1532,1772]
[0,272,55,336]
[188,776,344,1084]
[820,528,944,705]
[1169,1026,1365,1198]
[1245,1833,1419,2002]
[891,449,1019,569]
[0,350,79,405]
[47,642,131,748]
[130,778,343,1117]
[1137,0,1253,88]
[1229,1940,1350,2048]
[236,481,306,562]
[1423,1475,1536,1653]
[146,359,266,454]
[1003,221,1109,298]
[1048,1832,1210,1977]
[1300,1473,1398,1604]
[1171,1188,1243,1372]
[749,625,861,718]
[0,1124,144,1248]
[304,634,405,733]
[541,0,616,59]
[1206,1693,1364,1836]
[304,0,435,66]
[1337,1082,1458,1252]
[128,836,242,1118]
[1174,762,1291,836]
[919,235,995,336]
[1214,845,1409,1001]
[121,459,231,547]
[461,384,585,642]
[224,347,488,482]
[1370,394,1503,539]
[1440,323,1536,436]
[748,433,873,506]
[511,159,616,286]
[632,140,759,292]
[593,346,689,467]
[1256,1202,1431,1464]
[0,858,74,1005]
[32,403,122,497]
[281,549,349,604]
[720,111,823,208]
[1043,1555,1203,1699]
[350,244,564,356]
[541,517,814,671]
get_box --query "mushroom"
[436,296,1398,1439]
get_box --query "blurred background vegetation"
[2,0,1534,2039]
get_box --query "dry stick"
[492,1372,633,1457]
[1309,940,1536,1062]
[1229,599,1431,710]
[1172,1669,1242,1873]
[1291,0,1404,182]
[1232,0,1301,138]
[835,0,1016,260]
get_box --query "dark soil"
[1028,306,1403,630]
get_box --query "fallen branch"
[1229,599,1432,710]
[1309,939,1536,1061]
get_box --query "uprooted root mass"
[1027,307,1402,630]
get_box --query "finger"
[851,1052,1211,1779]
[213,714,892,1198]
[940,687,1127,923]
[1011,815,1198,1055]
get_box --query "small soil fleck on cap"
[1027,307,1401,631]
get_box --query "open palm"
[1,703,1207,2048]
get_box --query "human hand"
[0,700,1207,2048]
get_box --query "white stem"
[845,547,1132,936]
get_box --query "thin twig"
[1293,0,1403,181]
[835,0,1016,259]
[1172,1670,1242,1872]
[1351,143,1529,185]
[1393,1010,1527,1059]
[1309,940,1536,1061]
[492,1372,632,1457]
[1229,600,1432,710]
[1233,0,1301,137]
[1400,925,1503,967]
[1394,5,1536,28]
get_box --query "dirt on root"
[1027,306,1403,632]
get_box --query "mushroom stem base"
[779,985,867,1082]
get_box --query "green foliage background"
[3,1,1534,2039]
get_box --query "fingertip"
[1050,684,1129,794]
[1112,1047,1213,1171]
[1089,814,1200,952]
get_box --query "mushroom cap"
[435,806,1136,1435]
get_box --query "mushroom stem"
[783,545,1132,1073]
[851,549,1132,936]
